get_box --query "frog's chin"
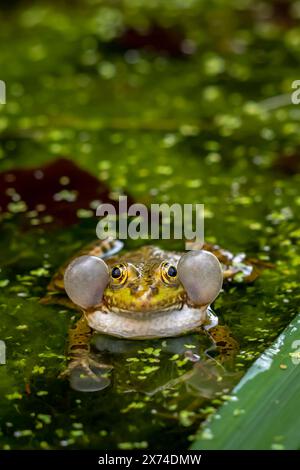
[85,305,218,339]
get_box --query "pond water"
[0,0,300,450]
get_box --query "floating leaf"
[191,314,300,450]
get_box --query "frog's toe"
[204,342,236,365]
[88,357,113,371]
[204,344,219,360]
[70,365,112,392]
[59,357,113,392]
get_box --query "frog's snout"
[130,284,158,298]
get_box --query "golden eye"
[161,262,178,284]
[111,263,127,285]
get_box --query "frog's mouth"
[86,304,212,339]
[99,299,186,317]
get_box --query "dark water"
[0,1,300,450]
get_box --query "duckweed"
[0,0,300,451]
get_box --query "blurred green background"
[0,0,300,450]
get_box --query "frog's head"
[103,254,184,314]
[64,246,222,316]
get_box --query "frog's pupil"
[168,266,177,277]
[112,266,121,279]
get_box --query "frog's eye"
[178,250,223,306]
[161,262,178,284]
[110,263,128,285]
[64,255,109,309]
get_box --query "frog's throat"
[85,305,214,339]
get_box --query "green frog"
[43,238,265,390]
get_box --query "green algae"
[0,0,300,451]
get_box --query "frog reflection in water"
[44,238,262,391]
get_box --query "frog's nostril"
[130,285,146,297]
[150,286,159,295]
[130,285,139,293]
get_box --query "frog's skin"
[43,238,267,386]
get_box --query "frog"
[42,237,268,390]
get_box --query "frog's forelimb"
[59,314,112,381]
